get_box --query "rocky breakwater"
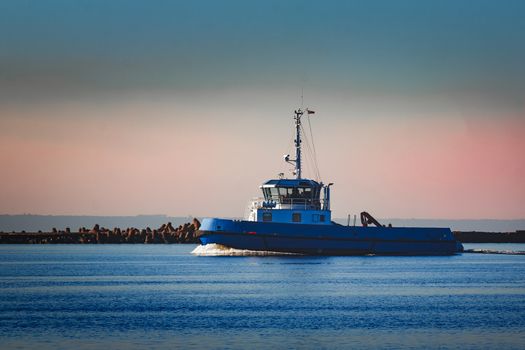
[0,219,201,244]
[453,230,525,243]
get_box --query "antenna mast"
[294,109,303,179]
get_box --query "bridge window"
[263,185,320,204]
[289,187,308,199]
[320,214,325,222]
[292,213,301,222]
[262,212,272,222]
[269,188,280,200]
[303,187,312,198]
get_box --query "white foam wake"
[463,249,525,255]
[191,243,300,256]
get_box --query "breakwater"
[453,230,525,243]
[0,219,201,244]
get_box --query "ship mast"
[285,108,314,179]
[294,109,303,179]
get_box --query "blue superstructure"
[197,108,463,255]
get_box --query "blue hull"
[197,219,463,256]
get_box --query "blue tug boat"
[197,109,463,255]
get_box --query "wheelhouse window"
[320,214,325,222]
[275,186,315,204]
[292,213,301,222]
[304,187,312,198]
[262,212,272,222]
[261,183,322,209]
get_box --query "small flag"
[307,109,315,115]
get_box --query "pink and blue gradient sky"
[1,0,524,219]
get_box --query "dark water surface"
[1,244,524,349]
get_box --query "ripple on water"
[0,244,524,349]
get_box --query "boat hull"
[196,219,463,256]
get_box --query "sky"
[0,0,524,219]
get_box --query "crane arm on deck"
[360,211,383,227]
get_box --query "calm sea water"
[1,244,524,349]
